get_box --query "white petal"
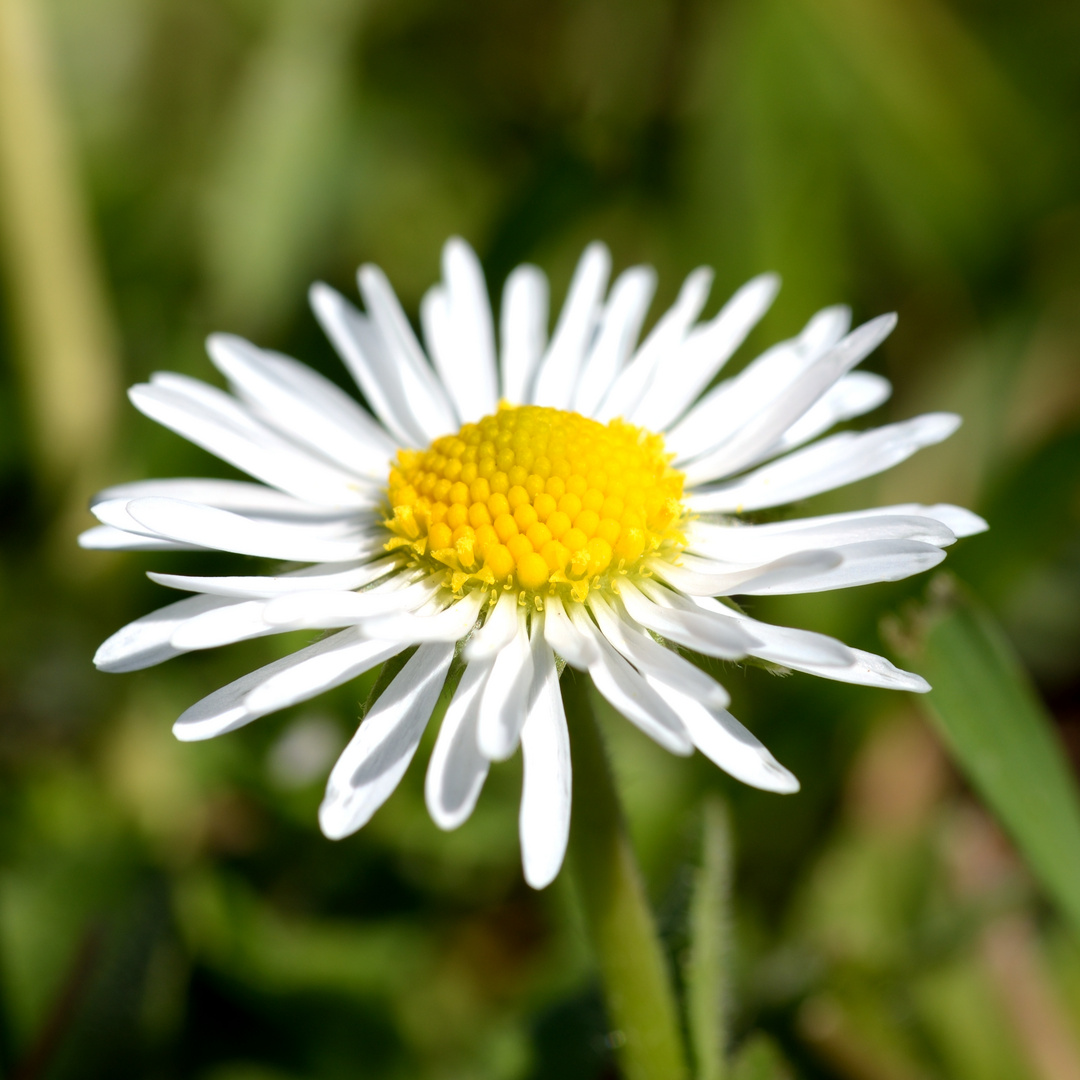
[686,514,956,563]
[647,550,843,597]
[260,577,437,628]
[572,266,656,416]
[361,589,484,643]
[310,282,427,447]
[91,497,189,543]
[519,632,571,889]
[166,579,428,651]
[687,593,928,690]
[206,334,395,479]
[724,539,947,595]
[917,503,987,538]
[665,540,948,600]
[531,243,610,408]
[78,525,201,551]
[837,502,988,538]
[617,579,758,659]
[762,372,891,461]
[588,594,729,708]
[634,272,780,432]
[172,630,402,741]
[598,267,714,423]
[319,643,455,838]
[356,264,458,441]
[667,687,799,793]
[729,503,986,541]
[686,413,962,514]
[129,375,373,509]
[681,313,897,485]
[745,622,854,669]
[500,264,549,403]
[91,478,361,522]
[425,660,492,829]
[169,599,279,651]
[477,606,534,761]
[667,304,849,463]
[567,605,692,754]
[95,594,236,672]
[118,497,381,562]
[419,287,460,424]
[440,238,498,421]
[542,593,598,669]
[464,589,519,661]
[148,557,400,599]
[797,305,853,353]
[764,637,927,690]
[799,647,930,692]
[86,496,159,540]
[93,496,370,552]
[640,581,852,667]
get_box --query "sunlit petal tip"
[763,760,801,795]
[941,506,989,536]
[926,411,963,438]
[171,714,228,743]
[92,643,116,671]
[872,310,898,333]
[204,329,243,357]
[443,234,475,263]
[750,270,781,299]
[307,280,336,314]
[317,798,351,841]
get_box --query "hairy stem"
[563,671,689,1080]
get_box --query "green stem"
[563,672,690,1080]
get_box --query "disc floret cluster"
[385,404,687,602]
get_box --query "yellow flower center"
[384,404,688,603]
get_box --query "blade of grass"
[0,0,120,484]
[893,574,1080,936]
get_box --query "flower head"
[83,238,985,888]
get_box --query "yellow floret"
[494,513,518,542]
[546,510,572,539]
[518,552,550,591]
[486,543,514,579]
[384,403,686,599]
[533,492,557,521]
[428,522,452,550]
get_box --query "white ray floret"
[321,643,456,839]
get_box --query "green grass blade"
[901,575,1080,935]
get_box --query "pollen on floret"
[384,404,687,599]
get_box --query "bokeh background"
[2,0,1080,1077]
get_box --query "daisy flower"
[83,238,984,888]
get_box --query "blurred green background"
[1,0,1080,1077]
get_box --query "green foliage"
[899,576,1080,934]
